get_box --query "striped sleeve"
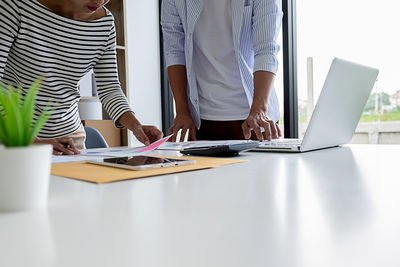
[252,0,283,74]
[93,23,132,128]
[0,0,20,78]
[160,0,186,67]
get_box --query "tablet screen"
[103,156,186,167]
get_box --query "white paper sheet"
[157,140,257,151]
[52,135,172,163]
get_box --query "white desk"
[1,145,400,267]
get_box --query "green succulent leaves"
[0,78,51,147]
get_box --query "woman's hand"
[118,111,163,146]
[167,112,197,142]
[34,138,81,155]
[131,125,163,146]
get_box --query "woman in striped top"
[0,0,162,155]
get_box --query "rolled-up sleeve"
[252,0,283,74]
[160,0,186,67]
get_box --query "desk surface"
[1,145,399,267]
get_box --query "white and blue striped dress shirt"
[161,0,283,128]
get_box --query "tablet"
[87,155,195,170]
[180,141,259,156]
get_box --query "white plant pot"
[0,144,52,212]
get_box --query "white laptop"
[253,57,379,153]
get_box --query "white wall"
[78,70,93,97]
[125,0,162,145]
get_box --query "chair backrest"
[84,126,109,149]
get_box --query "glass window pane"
[296,0,400,144]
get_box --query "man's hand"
[34,138,81,155]
[244,71,281,141]
[242,109,281,141]
[166,65,196,142]
[167,112,197,142]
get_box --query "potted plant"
[0,79,53,211]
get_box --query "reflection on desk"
[0,145,399,267]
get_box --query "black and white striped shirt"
[0,0,132,139]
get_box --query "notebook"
[180,140,259,156]
[158,140,260,156]
[252,58,379,153]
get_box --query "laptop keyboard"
[259,139,302,147]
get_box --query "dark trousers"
[195,119,263,140]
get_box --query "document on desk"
[157,140,255,151]
[51,155,99,164]
[52,135,173,163]
[51,155,247,183]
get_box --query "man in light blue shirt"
[161,0,283,141]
